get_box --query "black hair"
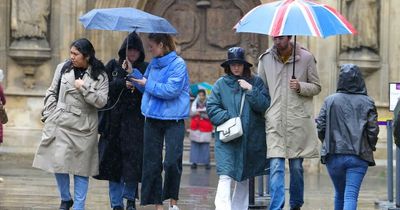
[223,64,252,79]
[197,89,206,95]
[65,38,105,80]
[55,38,105,98]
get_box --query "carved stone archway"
[142,0,269,85]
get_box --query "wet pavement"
[0,153,392,210]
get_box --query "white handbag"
[216,94,245,143]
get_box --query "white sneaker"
[169,205,180,210]
[0,177,3,183]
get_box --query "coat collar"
[64,65,93,87]
[150,51,178,69]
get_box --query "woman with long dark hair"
[33,38,109,210]
[207,47,270,210]
[130,33,190,210]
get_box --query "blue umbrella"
[79,7,177,34]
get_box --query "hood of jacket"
[337,64,367,95]
[118,32,145,65]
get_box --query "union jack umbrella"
[234,0,357,77]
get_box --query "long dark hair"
[63,38,105,80]
[224,65,252,79]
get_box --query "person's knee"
[270,159,284,173]
[290,160,304,173]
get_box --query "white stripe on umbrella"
[295,0,320,37]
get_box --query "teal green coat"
[206,75,270,181]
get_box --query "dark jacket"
[206,75,270,181]
[316,64,379,166]
[95,32,148,182]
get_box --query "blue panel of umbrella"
[79,7,177,34]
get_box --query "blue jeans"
[55,173,89,210]
[326,154,368,210]
[109,180,138,208]
[269,158,304,210]
[140,118,185,205]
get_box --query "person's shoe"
[126,199,136,210]
[113,207,123,210]
[205,164,211,170]
[59,200,73,210]
[290,207,301,210]
[0,177,3,183]
[190,163,197,169]
[169,205,180,210]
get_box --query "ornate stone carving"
[144,0,266,80]
[206,8,241,49]
[340,0,379,52]
[9,0,51,89]
[339,0,381,77]
[165,3,200,51]
[11,0,50,40]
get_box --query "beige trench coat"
[33,62,108,177]
[258,44,321,159]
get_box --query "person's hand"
[122,58,133,74]
[289,79,300,92]
[74,78,84,89]
[130,77,147,86]
[126,80,133,89]
[238,79,252,91]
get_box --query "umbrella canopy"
[79,7,177,34]
[190,82,213,96]
[234,0,357,38]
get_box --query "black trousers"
[140,118,185,205]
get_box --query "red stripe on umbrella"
[271,0,293,36]
[297,0,321,37]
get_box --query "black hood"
[337,64,367,95]
[118,32,145,65]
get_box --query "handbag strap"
[239,94,246,117]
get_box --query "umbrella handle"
[292,36,296,79]
[125,28,138,71]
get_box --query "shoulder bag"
[216,94,245,143]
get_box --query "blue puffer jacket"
[141,51,190,120]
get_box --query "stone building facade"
[0,0,396,156]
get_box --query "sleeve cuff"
[145,79,155,93]
[79,84,90,96]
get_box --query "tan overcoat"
[33,62,108,176]
[258,43,321,159]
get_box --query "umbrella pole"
[292,35,296,79]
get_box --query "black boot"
[59,200,73,210]
[113,206,123,210]
[126,200,136,210]
[290,207,301,210]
